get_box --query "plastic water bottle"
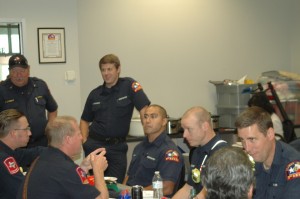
[152,171,163,199]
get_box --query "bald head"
[182,106,211,126]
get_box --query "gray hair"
[201,146,255,199]
[46,116,77,147]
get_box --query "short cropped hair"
[182,106,211,126]
[46,116,77,147]
[235,106,273,135]
[201,146,255,199]
[0,109,24,138]
[99,54,120,69]
[147,104,168,118]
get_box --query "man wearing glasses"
[0,109,44,198]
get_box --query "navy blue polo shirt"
[0,141,43,198]
[0,77,58,145]
[254,141,300,199]
[187,135,227,194]
[17,147,100,199]
[81,77,150,138]
[126,132,184,189]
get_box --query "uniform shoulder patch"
[76,166,89,184]
[131,82,143,93]
[165,150,180,162]
[286,161,300,181]
[3,157,19,175]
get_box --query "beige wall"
[78,0,295,118]
[0,0,299,120]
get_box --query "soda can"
[131,185,143,199]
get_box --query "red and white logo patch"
[76,166,88,184]
[3,157,19,175]
[165,150,180,162]
[286,161,300,181]
[131,82,143,93]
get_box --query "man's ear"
[248,184,254,199]
[202,121,209,131]
[64,135,72,145]
[162,118,168,126]
[266,127,275,140]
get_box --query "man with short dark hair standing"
[0,109,44,198]
[0,54,58,147]
[81,54,150,183]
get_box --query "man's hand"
[80,148,106,173]
[91,150,108,172]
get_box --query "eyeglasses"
[14,127,31,131]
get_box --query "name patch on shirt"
[286,161,300,180]
[5,99,14,104]
[165,150,179,162]
[76,166,89,184]
[132,82,143,93]
[3,157,19,175]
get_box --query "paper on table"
[143,190,153,198]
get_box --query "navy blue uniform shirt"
[187,135,228,194]
[254,141,300,199]
[0,77,58,146]
[17,147,100,199]
[81,77,150,138]
[0,141,43,199]
[127,132,184,196]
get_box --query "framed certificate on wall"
[38,28,66,63]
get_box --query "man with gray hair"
[201,146,255,199]
[18,116,109,199]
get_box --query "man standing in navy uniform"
[235,106,300,199]
[0,109,44,198]
[0,54,58,147]
[123,104,184,197]
[81,54,150,183]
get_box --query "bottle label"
[153,181,163,189]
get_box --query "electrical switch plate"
[65,70,76,81]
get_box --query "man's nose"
[183,129,188,138]
[243,141,251,152]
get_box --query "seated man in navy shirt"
[172,106,228,199]
[0,109,44,198]
[235,106,300,199]
[123,104,184,197]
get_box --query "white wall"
[0,0,82,119]
[78,0,294,118]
